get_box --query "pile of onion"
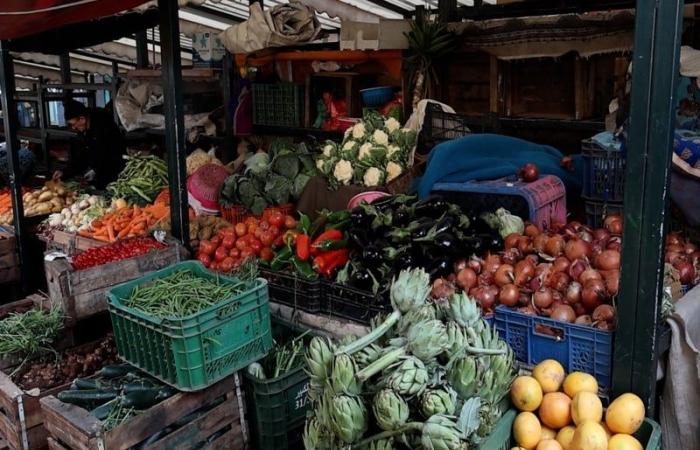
[665,232,699,286]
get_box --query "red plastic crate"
[432,175,566,231]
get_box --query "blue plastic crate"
[494,305,614,393]
[360,86,394,107]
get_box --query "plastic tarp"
[0,0,151,40]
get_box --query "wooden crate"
[44,240,188,323]
[0,229,19,284]
[0,338,110,450]
[41,374,247,450]
[43,231,106,255]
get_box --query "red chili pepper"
[295,234,311,262]
[310,229,343,257]
[322,249,349,277]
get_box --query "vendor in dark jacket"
[53,100,126,189]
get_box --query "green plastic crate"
[107,261,273,391]
[479,409,662,450]
[244,320,312,450]
[252,83,304,127]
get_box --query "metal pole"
[438,0,457,22]
[158,0,189,246]
[612,0,684,415]
[0,43,28,292]
[135,30,149,69]
[59,52,72,101]
[222,53,235,164]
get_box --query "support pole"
[135,30,149,69]
[158,0,189,246]
[59,52,72,101]
[0,43,28,292]
[438,0,457,22]
[222,53,235,163]
[612,0,684,415]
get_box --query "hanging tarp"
[0,0,152,41]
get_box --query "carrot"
[92,234,111,242]
[107,223,115,242]
[78,230,92,237]
[117,227,130,239]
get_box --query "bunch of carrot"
[79,203,169,242]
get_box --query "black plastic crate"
[322,281,390,325]
[417,103,472,155]
[582,138,626,202]
[584,196,624,228]
[252,83,304,127]
[260,268,322,313]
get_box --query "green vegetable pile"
[247,328,309,380]
[220,140,316,215]
[57,364,176,431]
[123,270,250,318]
[106,155,168,205]
[303,268,515,449]
[0,307,63,363]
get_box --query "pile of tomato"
[196,210,297,272]
[71,237,167,270]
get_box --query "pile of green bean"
[0,307,63,361]
[124,270,248,318]
[106,155,168,205]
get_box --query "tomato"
[284,215,297,230]
[199,240,216,256]
[244,217,259,227]
[229,248,240,258]
[211,236,221,246]
[235,223,247,237]
[247,223,258,235]
[250,239,263,255]
[259,221,270,231]
[222,236,236,250]
[220,257,235,272]
[269,212,284,228]
[210,261,219,271]
[260,232,274,247]
[240,248,255,260]
[235,239,248,251]
[260,247,273,262]
[273,234,285,248]
[197,253,211,268]
[214,246,228,262]
[268,226,280,238]
[221,228,235,239]
[254,228,263,239]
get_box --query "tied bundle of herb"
[0,307,64,362]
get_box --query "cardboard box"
[192,32,226,68]
[340,19,410,50]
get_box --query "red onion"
[565,281,582,304]
[578,229,594,243]
[581,279,606,310]
[518,292,531,306]
[690,251,700,265]
[674,259,696,285]
[498,284,520,307]
[685,242,698,255]
[575,315,593,325]
[549,272,570,293]
[525,254,540,266]
[606,236,622,251]
[593,228,611,244]
[592,304,616,322]
[474,287,497,312]
[666,244,685,254]
[467,258,482,274]
[533,234,549,253]
[504,233,521,250]
[431,278,456,299]
[519,163,539,182]
[550,305,576,323]
[595,321,615,330]
[478,271,494,286]
[573,302,587,316]
[525,223,540,237]
[494,264,515,287]
[519,305,537,315]
[565,239,592,261]
[518,236,534,255]
[600,269,620,296]
[665,251,684,265]
[604,215,623,235]
[514,260,536,286]
[666,232,683,246]
[456,268,478,290]
[545,235,565,257]
[502,247,522,265]
[550,222,566,233]
[453,258,468,273]
[595,250,621,271]
[533,288,554,309]
[483,254,502,274]
[568,258,588,281]
[579,268,603,285]
[528,275,542,292]
[552,256,570,273]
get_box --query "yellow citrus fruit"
[541,426,558,440]
[608,434,643,450]
[570,421,608,450]
[511,376,544,412]
[513,411,542,450]
[562,372,598,398]
[539,392,572,429]
[556,426,576,450]
[533,359,566,393]
[537,440,563,450]
[571,391,603,425]
[605,393,645,434]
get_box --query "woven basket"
[263,203,295,219]
[187,164,230,210]
[220,204,249,224]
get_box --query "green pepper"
[327,210,351,224]
[298,214,312,234]
[309,214,328,238]
[292,257,317,280]
[271,246,292,271]
[325,219,350,231]
[313,239,347,253]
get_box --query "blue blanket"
[416,134,583,198]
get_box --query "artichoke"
[331,353,361,395]
[421,415,464,450]
[447,292,481,329]
[406,319,449,361]
[390,268,430,313]
[420,388,457,417]
[373,389,409,431]
[355,344,384,370]
[306,337,334,384]
[303,418,321,450]
[330,395,368,444]
[362,439,395,450]
[384,356,429,397]
[445,321,468,359]
[246,362,266,380]
[397,304,436,335]
[447,356,478,400]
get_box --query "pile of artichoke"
[303,268,516,450]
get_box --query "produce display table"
[269,301,369,340]
[44,239,188,323]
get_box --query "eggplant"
[350,269,374,291]
[361,245,383,268]
[393,252,416,271]
[349,230,370,249]
[392,206,412,227]
[350,207,373,228]
[427,232,459,254]
[414,196,451,218]
[427,257,452,278]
